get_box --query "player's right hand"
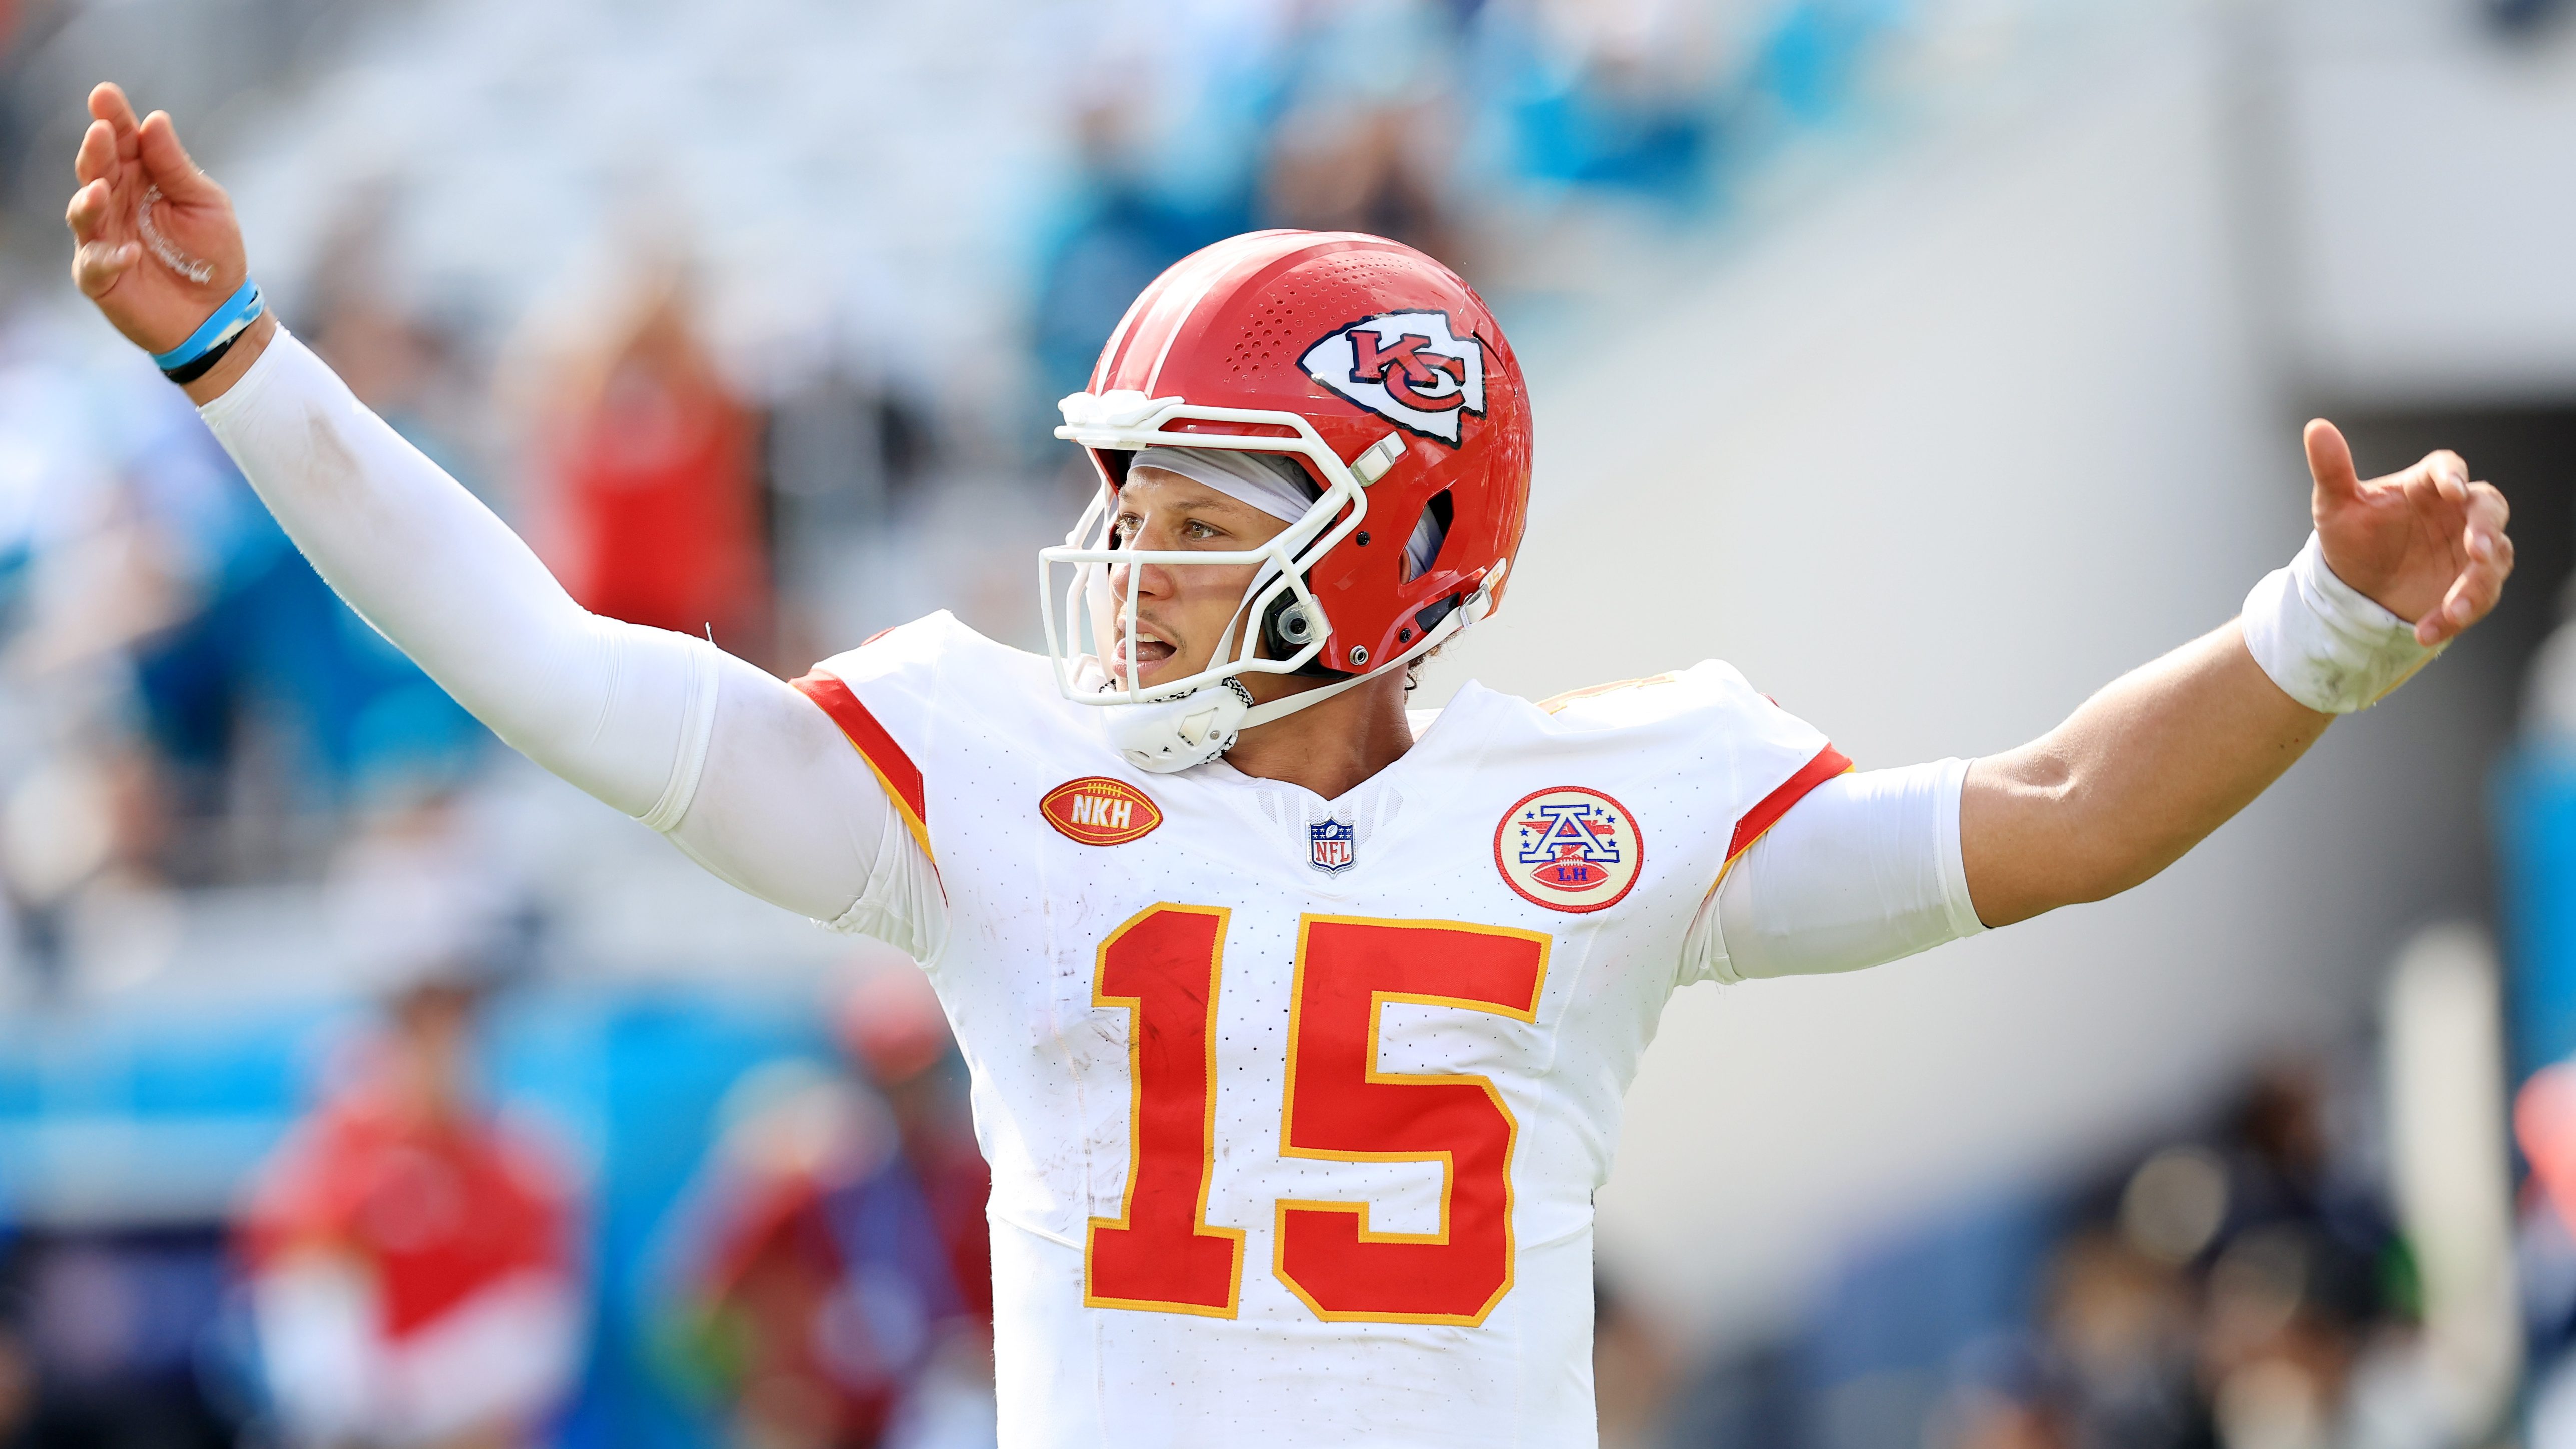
[64,83,248,355]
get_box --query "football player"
[68,82,2511,1447]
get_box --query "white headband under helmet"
[1130,446,1442,580]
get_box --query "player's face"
[1106,465,1293,689]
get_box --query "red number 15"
[1083,905,1550,1326]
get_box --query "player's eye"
[1109,513,1225,547]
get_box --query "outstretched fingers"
[135,109,215,202]
[65,176,110,240]
[2383,451,2466,525]
[66,134,139,298]
[2421,482,2514,646]
[2303,421,2508,647]
[2304,419,2362,506]
[73,117,118,192]
[71,234,140,299]
[2413,448,2469,505]
[87,83,141,146]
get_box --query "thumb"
[2305,418,2362,508]
[135,110,218,203]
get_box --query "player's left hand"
[2305,419,2512,647]
[65,82,246,355]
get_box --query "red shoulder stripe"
[1725,744,1853,864]
[792,671,934,865]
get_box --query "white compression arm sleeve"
[1687,757,1986,984]
[197,330,931,944]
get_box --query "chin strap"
[1237,660,1383,730]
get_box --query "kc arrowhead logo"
[1301,310,1487,446]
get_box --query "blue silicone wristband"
[151,280,264,371]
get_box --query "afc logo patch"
[1300,310,1487,446]
[1309,818,1356,874]
[1040,777,1164,846]
[1493,787,1643,913]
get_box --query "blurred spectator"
[1661,1059,2430,1449]
[660,969,988,1448]
[1258,2,1464,261]
[1029,104,1243,411]
[0,293,488,895]
[764,363,939,668]
[2039,1229,2202,1449]
[0,730,180,996]
[237,885,579,1449]
[2209,1065,2384,1253]
[1934,1332,2072,1449]
[300,193,494,509]
[1260,101,1461,265]
[539,272,769,655]
[2520,1066,2576,1445]
[839,969,991,1339]
[1592,1271,1681,1449]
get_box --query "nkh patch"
[1040,777,1163,846]
[1300,310,1487,445]
[1309,818,1356,874]
[1493,787,1642,913]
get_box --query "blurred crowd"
[0,953,992,1448]
[1625,1047,2529,1449]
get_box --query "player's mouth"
[1111,627,1179,676]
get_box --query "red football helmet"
[1041,230,1534,771]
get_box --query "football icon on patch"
[1301,310,1487,445]
[1309,819,1356,874]
[1041,777,1164,846]
[1493,787,1642,913]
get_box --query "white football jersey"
[799,613,1844,1448]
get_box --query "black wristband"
[160,327,244,385]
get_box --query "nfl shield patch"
[1309,819,1356,874]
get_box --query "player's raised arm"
[64,84,913,934]
[1956,421,2512,927]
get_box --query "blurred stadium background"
[0,0,2572,1445]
